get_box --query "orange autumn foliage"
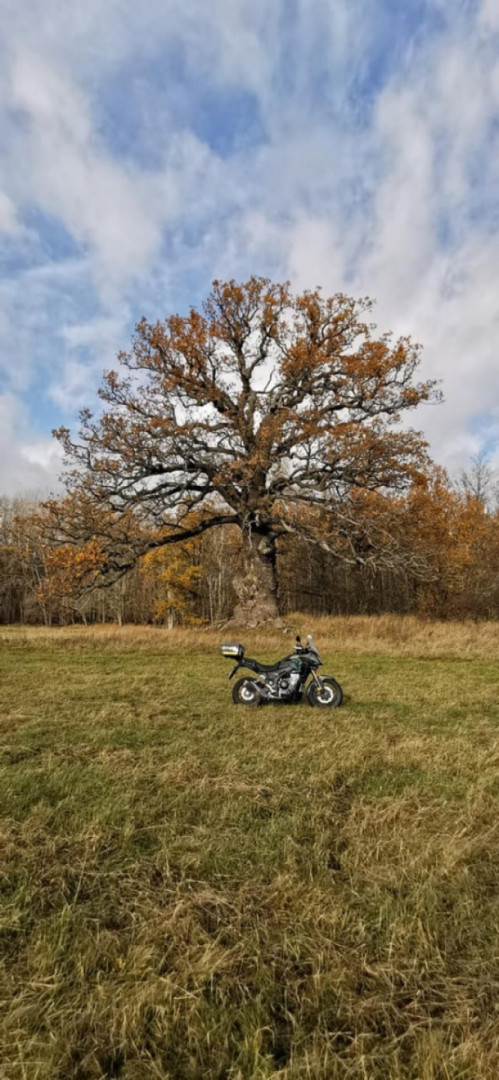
[51,277,440,623]
[140,540,202,627]
[1,476,499,623]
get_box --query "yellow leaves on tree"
[141,540,202,627]
[37,538,106,616]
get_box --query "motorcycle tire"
[232,677,263,706]
[307,676,343,708]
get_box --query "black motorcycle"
[220,634,343,707]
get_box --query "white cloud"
[6,51,167,289]
[270,8,499,474]
[0,395,63,496]
[0,0,498,496]
[479,0,499,33]
[0,190,18,233]
[356,19,499,473]
[286,217,348,294]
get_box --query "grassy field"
[1,616,499,1080]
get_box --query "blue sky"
[1,0,498,494]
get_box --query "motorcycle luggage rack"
[220,643,244,660]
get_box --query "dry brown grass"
[3,613,499,658]
[1,618,499,1078]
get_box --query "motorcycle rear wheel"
[307,676,343,708]
[232,677,263,706]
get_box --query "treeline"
[1,461,499,625]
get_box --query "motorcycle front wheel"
[307,676,343,708]
[232,677,263,706]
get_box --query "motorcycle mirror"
[296,635,301,643]
[306,634,312,645]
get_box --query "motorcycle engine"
[269,670,300,699]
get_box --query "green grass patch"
[1,623,499,1079]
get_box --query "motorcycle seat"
[245,658,289,674]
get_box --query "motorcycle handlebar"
[294,633,317,654]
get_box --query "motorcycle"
[220,634,343,707]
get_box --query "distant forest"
[1,457,498,625]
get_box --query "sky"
[1,0,499,496]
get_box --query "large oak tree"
[54,277,439,623]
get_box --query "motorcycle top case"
[220,643,244,660]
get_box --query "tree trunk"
[231,528,279,626]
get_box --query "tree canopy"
[53,277,440,623]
